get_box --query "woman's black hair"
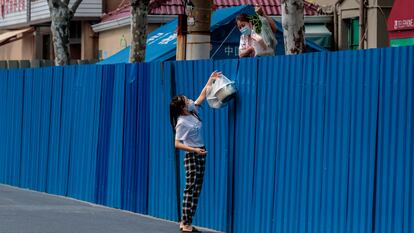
[236,13,250,23]
[170,95,186,132]
[169,95,202,133]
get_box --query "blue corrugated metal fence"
[0,46,413,233]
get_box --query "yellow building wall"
[81,21,98,60]
[0,33,34,60]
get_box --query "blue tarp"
[98,5,326,64]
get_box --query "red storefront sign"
[387,0,414,39]
[0,0,26,18]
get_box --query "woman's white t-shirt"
[175,114,204,147]
[239,31,274,57]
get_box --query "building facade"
[387,0,414,47]
[317,0,394,49]
[0,0,102,61]
[93,0,175,60]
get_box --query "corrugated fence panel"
[232,58,259,233]
[271,54,306,233]
[46,67,65,195]
[154,59,232,231]
[293,52,327,233]
[56,66,78,196]
[122,63,139,212]
[321,50,353,233]
[251,55,288,233]
[135,63,150,214]
[37,67,54,193]
[20,68,53,192]
[0,70,8,184]
[121,63,149,214]
[67,65,102,203]
[105,64,126,209]
[148,61,176,220]
[344,49,379,233]
[20,68,35,190]
[96,65,116,205]
[5,69,24,187]
[192,59,230,231]
[174,60,197,222]
[301,51,327,233]
[376,46,414,233]
[0,46,413,233]
[271,54,293,233]
[210,58,239,232]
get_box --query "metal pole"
[176,14,187,60]
[185,0,212,60]
[359,0,366,49]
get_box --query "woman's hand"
[195,71,222,106]
[176,140,207,155]
[208,71,221,84]
[247,46,256,56]
[240,46,255,57]
[251,34,267,51]
[251,33,263,42]
[193,147,207,155]
[255,5,265,16]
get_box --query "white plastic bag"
[206,74,237,109]
[251,15,276,57]
[251,34,274,57]
[259,15,277,49]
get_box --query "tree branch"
[47,0,65,9]
[70,0,83,15]
[46,0,52,9]
[130,0,139,7]
[63,0,70,5]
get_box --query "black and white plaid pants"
[182,149,206,225]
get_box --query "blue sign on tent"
[98,5,326,64]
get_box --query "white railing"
[0,0,27,27]
[0,0,102,28]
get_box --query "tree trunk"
[281,0,305,55]
[49,3,71,65]
[48,0,83,66]
[129,0,150,63]
[185,0,212,60]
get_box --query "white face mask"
[240,26,252,36]
[187,99,196,112]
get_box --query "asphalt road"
[0,184,219,233]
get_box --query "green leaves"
[248,14,262,34]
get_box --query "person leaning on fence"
[169,71,221,232]
[236,13,275,58]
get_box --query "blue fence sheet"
[0,46,413,233]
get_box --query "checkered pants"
[182,150,206,225]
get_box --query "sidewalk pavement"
[0,184,219,233]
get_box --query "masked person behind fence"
[236,13,275,57]
[169,71,221,232]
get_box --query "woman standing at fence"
[169,71,221,232]
[236,13,275,57]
